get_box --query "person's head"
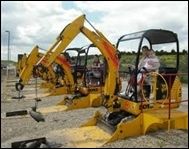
[93,54,99,61]
[142,46,150,56]
[92,54,100,66]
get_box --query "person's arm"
[138,57,145,69]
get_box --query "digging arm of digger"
[36,14,120,106]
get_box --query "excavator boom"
[37,15,85,67]
[37,14,119,100]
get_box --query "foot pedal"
[11,95,25,99]
[11,137,49,148]
[5,110,28,117]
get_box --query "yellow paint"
[38,105,68,114]
[79,108,187,146]
[48,126,111,148]
[24,93,50,100]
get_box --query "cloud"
[74,1,188,50]
[1,1,188,61]
[1,1,83,57]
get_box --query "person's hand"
[127,64,135,68]
[140,67,148,73]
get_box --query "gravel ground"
[1,70,188,148]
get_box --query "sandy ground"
[1,69,188,148]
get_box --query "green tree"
[171,49,176,54]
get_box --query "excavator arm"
[37,15,85,67]
[16,46,74,92]
[17,46,40,85]
[37,15,119,100]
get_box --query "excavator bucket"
[39,82,54,89]
[20,92,51,100]
[37,105,68,114]
[46,86,72,96]
[37,93,102,114]
[47,109,187,148]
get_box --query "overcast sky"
[1,1,188,61]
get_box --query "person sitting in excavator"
[92,54,101,67]
[138,46,160,72]
[127,46,160,100]
[87,54,102,85]
[138,46,160,100]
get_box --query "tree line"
[119,49,188,55]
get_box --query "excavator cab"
[58,44,105,90]
[73,44,105,87]
[116,29,181,110]
[63,47,86,83]
[84,44,106,87]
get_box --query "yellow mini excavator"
[45,29,187,148]
[15,45,75,97]
[31,14,121,114]
[35,44,106,96]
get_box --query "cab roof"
[118,29,178,45]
